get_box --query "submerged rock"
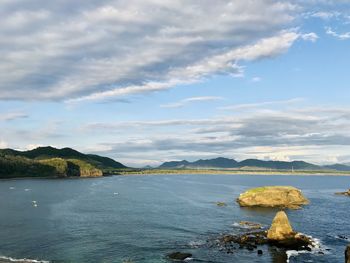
[237,186,309,209]
[346,244,350,263]
[216,202,227,207]
[239,221,263,229]
[167,252,192,261]
[336,189,350,196]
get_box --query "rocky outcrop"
[267,211,312,250]
[267,211,294,240]
[346,244,350,263]
[167,252,192,261]
[336,189,350,196]
[217,211,313,253]
[237,186,309,209]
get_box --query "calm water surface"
[0,174,349,263]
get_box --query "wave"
[0,256,49,263]
[286,235,328,263]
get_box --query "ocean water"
[0,174,349,263]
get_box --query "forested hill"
[0,146,126,178]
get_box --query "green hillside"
[0,146,126,178]
[0,146,126,169]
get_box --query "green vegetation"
[158,157,350,171]
[0,154,57,178]
[0,146,126,178]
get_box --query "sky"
[1,0,350,167]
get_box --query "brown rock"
[336,189,350,196]
[267,211,294,241]
[239,221,263,229]
[346,244,350,263]
[237,186,309,209]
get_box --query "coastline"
[117,169,350,177]
[1,169,350,180]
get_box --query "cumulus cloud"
[0,0,300,101]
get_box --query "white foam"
[188,240,205,248]
[286,234,328,263]
[0,256,49,263]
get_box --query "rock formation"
[237,186,309,209]
[267,211,294,240]
[217,210,313,252]
[346,244,350,263]
[167,252,192,260]
[336,189,350,196]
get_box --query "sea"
[0,174,349,263]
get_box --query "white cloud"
[85,103,350,165]
[310,11,340,19]
[0,140,8,148]
[69,30,300,102]
[301,32,319,42]
[160,96,223,108]
[251,77,262,82]
[0,0,300,101]
[219,98,304,111]
[325,26,350,40]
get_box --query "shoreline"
[118,169,350,177]
[1,169,350,180]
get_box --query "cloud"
[251,77,262,82]
[0,112,28,121]
[218,98,304,111]
[301,32,319,42]
[81,105,350,166]
[160,96,223,108]
[0,0,300,102]
[0,140,8,148]
[325,26,350,40]
[309,11,340,19]
[68,30,300,102]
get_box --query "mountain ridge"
[159,157,350,171]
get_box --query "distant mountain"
[0,146,126,170]
[0,146,126,178]
[238,159,320,170]
[159,157,323,170]
[159,157,239,169]
[159,160,190,168]
[323,164,350,171]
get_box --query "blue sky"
[1,0,350,167]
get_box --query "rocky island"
[237,186,309,209]
[218,211,314,253]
